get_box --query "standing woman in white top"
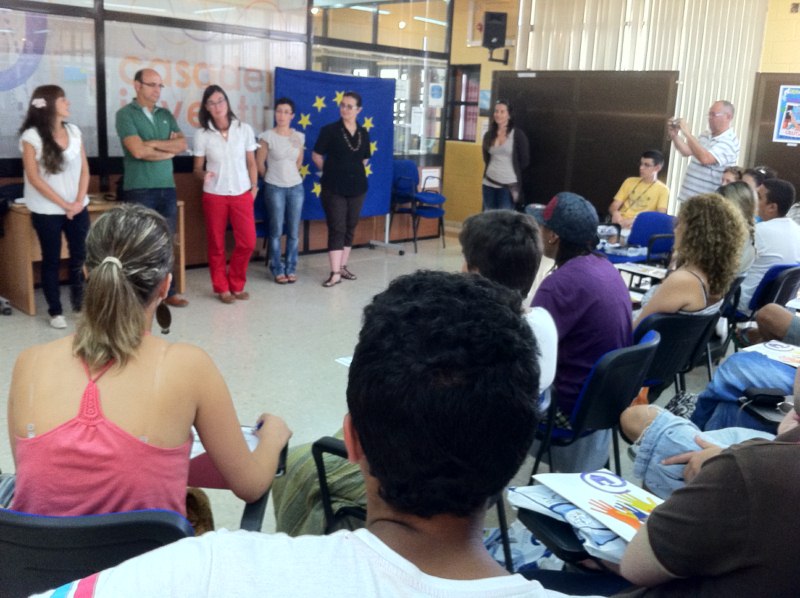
[19,85,90,329]
[193,85,259,304]
[481,100,530,211]
[256,98,305,284]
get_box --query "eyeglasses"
[708,111,726,117]
[140,82,165,89]
[340,103,357,110]
[206,98,227,107]
[639,162,657,168]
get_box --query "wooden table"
[0,197,184,316]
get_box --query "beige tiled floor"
[0,237,713,532]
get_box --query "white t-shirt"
[739,217,800,310]
[258,128,304,187]
[193,119,258,196]
[37,528,585,597]
[19,123,88,215]
[525,307,558,395]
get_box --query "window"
[446,65,480,142]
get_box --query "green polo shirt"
[115,100,182,190]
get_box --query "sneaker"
[50,315,67,329]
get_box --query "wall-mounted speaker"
[482,12,507,50]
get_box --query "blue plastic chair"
[603,212,675,265]
[390,160,446,253]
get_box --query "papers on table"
[742,340,800,368]
[508,469,663,563]
[613,263,667,280]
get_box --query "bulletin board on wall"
[493,71,678,216]
[748,73,800,192]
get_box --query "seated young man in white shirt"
[39,271,583,598]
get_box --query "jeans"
[633,409,774,499]
[690,351,795,432]
[482,184,513,211]
[265,182,304,276]
[31,210,89,317]
[125,187,178,295]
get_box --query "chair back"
[628,212,675,263]
[627,212,675,247]
[570,330,660,433]
[749,264,800,311]
[391,160,419,201]
[633,312,719,399]
[0,508,193,597]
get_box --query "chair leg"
[412,215,419,253]
[705,343,714,381]
[438,217,445,248]
[495,495,514,573]
[611,428,621,476]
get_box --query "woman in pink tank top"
[7,204,291,517]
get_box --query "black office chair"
[0,508,194,597]
[311,436,516,573]
[698,274,745,372]
[633,312,720,401]
[389,160,446,253]
[311,436,366,535]
[532,331,661,477]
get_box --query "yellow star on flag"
[362,117,374,131]
[370,140,378,154]
[312,181,322,197]
[299,163,310,179]
[364,163,373,177]
[333,91,345,106]
[298,113,311,129]
[312,96,327,112]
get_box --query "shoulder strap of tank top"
[78,359,116,421]
[683,269,709,306]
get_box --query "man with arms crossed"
[670,100,739,204]
[115,68,189,307]
[41,271,587,597]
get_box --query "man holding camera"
[669,100,740,205]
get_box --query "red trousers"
[202,191,256,294]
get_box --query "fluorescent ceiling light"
[106,3,167,13]
[413,16,446,27]
[349,5,390,14]
[195,7,236,14]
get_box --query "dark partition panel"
[493,71,678,216]
[748,73,800,192]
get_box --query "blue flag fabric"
[274,68,396,221]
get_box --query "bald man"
[670,100,740,204]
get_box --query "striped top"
[677,128,740,202]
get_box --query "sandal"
[233,291,250,300]
[275,274,289,284]
[287,274,297,284]
[218,292,235,304]
[340,265,357,280]
[322,272,341,287]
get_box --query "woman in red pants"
[193,85,258,303]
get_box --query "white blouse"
[194,120,258,196]
[20,123,88,215]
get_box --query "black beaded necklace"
[341,124,362,152]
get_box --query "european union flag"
[275,67,395,220]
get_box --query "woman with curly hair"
[634,193,746,327]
